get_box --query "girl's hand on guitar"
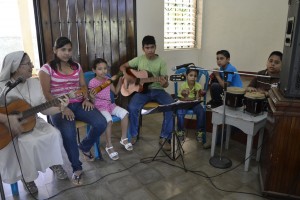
[58,95,70,112]
[6,114,23,136]
[62,107,75,121]
[82,99,94,111]
[89,89,97,97]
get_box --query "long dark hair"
[49,36,79,71]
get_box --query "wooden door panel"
[34,0,136,73]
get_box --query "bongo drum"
[226,87,245,108]
[243,92,266,115]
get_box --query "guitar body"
[121,69,151,96]
[120,68,185,97]
[0,99,36,150]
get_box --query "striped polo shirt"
[40,63,83,103]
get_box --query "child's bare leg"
[105,121,113,147]
[120,114,133,150]
[120,114,129,143]
[105,121,119,160]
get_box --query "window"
[0,0,40,75]
[164,0,202,50]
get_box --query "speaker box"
[279,0,300,98]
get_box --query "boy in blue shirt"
[208,50,243,108]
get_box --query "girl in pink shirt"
[89,58,132,161]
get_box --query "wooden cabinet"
[259,88,300,199]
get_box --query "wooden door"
[33,0,136,75]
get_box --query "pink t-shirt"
[40,63,83,103]
[89,77,116,113]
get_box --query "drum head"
[227,87,245,94]
[245,92,265,99]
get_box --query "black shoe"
[159,138,171,151]
[207,100,222,109]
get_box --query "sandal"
[105,146,119,160]
[21,179,38,194]
[78,145,95,161]
[120,138,133,151]
[72,170,83,185]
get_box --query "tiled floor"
[2,76,269,200]
[2,110,268,200]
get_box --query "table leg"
[211,124,218,157]
[256,128,264,161]
[225,125,231,150]
[245,134,254,171]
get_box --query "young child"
[247,51,282,96]
[208,50,243,108]
[176,66,210,149]
[89,58,132,161]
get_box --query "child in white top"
[89,58,132,161]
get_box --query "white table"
[210,106,267,171]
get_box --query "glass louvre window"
[164,0,197,49]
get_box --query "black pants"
[210,82,224,105]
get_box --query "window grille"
[164,0,198,49]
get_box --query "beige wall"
[136,0,289,91]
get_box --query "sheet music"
[141,100,201,115]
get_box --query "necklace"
[15,81,31,105]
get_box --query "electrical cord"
[141,142,272,199]
[3,92,38,200]
[1,129,269,199]
[37,141,266,200]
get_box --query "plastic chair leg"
[10,182,19,195]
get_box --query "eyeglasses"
[20,62,33,67]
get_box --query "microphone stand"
[209,71,232,169]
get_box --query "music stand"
[141,100,201,169]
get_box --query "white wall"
[136,0,289,92]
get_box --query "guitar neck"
[140,76,167,84]
[21,98,60,120]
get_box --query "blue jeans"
[177,104,205,132]
[50,102,107,172]
[128,89,174,139]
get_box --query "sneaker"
[131,136,138,145]
[196,131,204,143]
[159,138,171,151]
[206,100,222,109]
[203,142,211,149]
[50,165,68,180]
[21,180,38,194]
[176,130,185,141]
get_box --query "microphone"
[5,77,24,95]
[171,63,194,71]
[8,77,24,89]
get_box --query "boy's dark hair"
[186,66,199,76]
[216,50,230,59]
[268,51,283,61]
[92,58,107,70]
[49,36,79,71]
[142,35,156,47]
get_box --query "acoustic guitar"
[121,68,185,96]
[0,88,85,150]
